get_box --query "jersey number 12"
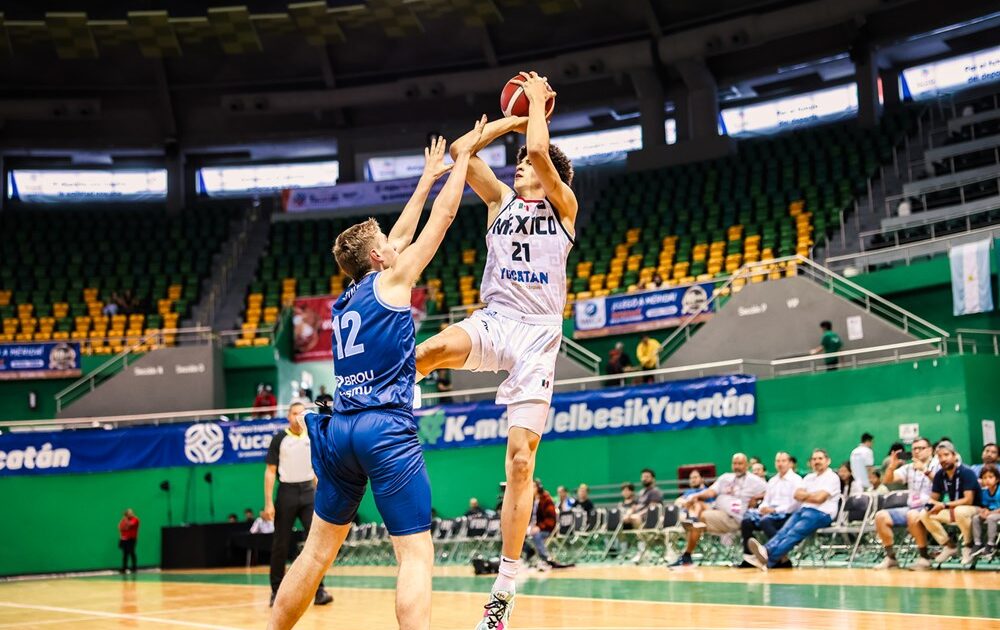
[332,312,365,359]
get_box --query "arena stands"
[0,206,240,354]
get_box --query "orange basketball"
[500,75,555,118]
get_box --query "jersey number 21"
[332,312,365,359]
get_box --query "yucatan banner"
[573,282,716,339]
[0,342,81,380]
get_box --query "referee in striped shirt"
[264,401,333,607]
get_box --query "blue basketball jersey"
[330,272,415,414]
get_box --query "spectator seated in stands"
[868,469,889,495]
[740,452,801,564]
[556,485,575,513]
[465,497,486,517]
[251,509,275,534]
[102,291,120,317]
[625,468,663,529]
[645,272,665,290]
[619,482,636,519]
[746,448,841,570]
[675,469,712,520]
[244,508,255,524]
[881,442,908,490]
[227,513,239,523]
[972,443,998,476]
[918,440,981,566]
[838,461,864,499]
[751,462,767,480]
[526,480,572,570]
[972,464,1000,560]
[671,453,767,567]
[575,484,595,513]
[873,437,938,570]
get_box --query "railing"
[1,404,301,433]
[53,326,214,414]
[825,223,1000,272]
[882,167,1000,218]
[217,324,278,346]
[861,198,1000,248]
[953,328,1000,356]
[559,335,602,374]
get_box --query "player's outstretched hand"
[458,115,488,155]
[512,71,557,104]
[422,135,452,181]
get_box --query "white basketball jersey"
[480,193,573,320]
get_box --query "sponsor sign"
[0,375,755,476]
[414,374,755,450]
[282,166,516,213]
[0,342,81,380]
[573,282,715,339]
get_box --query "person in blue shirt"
[267,118,484,630]
[918,441,982,567]
[971,464,1000,559]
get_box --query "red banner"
[293,288,430,363]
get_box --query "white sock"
[492,555,519,594]
[415,370,426,383]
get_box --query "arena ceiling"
[0,0,996,160]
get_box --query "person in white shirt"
[670,453,768,567]
[251,509,276,534]
[746,448,841,570]
[740,452,802,559]
[850,433,875,490]
[873,437,938,570]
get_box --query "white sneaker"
[934,546,958,563]
[873,556,898,570]
[747,538,769,570]
[910,557,932,571]
[961,547,974,566]
[475,590,514,630]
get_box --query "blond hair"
[333,218,380,282]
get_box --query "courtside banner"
[414,374,756,451]
[282,166,516,213]
[0,342,81,381]
[573,282,716,339]
[0,418,288,478]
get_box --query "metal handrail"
[54,326,214,413]
[2,404,304,432]
[559,335,602,373]
[953,328,1000,356]
[825,223,1000,270]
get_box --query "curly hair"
[333,217,380,282]
[516,144,574,186]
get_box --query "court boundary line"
[0,602,243,630]
[87,577,1000,624]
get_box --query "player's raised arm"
[387,135,452,253]
[381,117,485,301]
[450,116,526,211]
[514,71,578,225]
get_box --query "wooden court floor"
[1,565,998,629]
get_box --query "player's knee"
[508,450,533,483]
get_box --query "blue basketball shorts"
[305,409,431,536]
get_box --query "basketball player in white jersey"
[415,71,576,630]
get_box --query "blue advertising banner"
[573,282,716,339]
[413,374,755,451]
[0,342,81,380]
[0,375,755,477]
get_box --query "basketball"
[500,74,555,118]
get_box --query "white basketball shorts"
[453,306,562,409]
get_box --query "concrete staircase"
[208,200,274,332]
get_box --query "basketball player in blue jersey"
[415,72,577,630]
[267,118,484,630]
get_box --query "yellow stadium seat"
[253,337,271,347]
[234,338,252,348]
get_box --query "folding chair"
[599,507,626,562]
[813,495,874,566]
[549,510,581,557]
[619,504,663,564]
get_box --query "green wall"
[4,354,992,576]
[223,346,278,408]
[0,355,106,421]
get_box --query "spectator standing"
[874,437,938,570]
[810,321,843,370]
[971,464,1000,559]
[253,384,277,418]
[740,452,801,561]
[118,508,139,574]
[918,441,981,566]
[607,342,633,384]
[555,485,575,513]
[671,453,768,567]
[635,335,661,382]
[746,449,841,570]
[972,443,998,476]
[264,402,332,607]
[850,433,875,490]
[314,386,334,407]
[575,484,595,513]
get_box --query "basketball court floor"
[1,565,997,629]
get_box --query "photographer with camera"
[873,437,938,570]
